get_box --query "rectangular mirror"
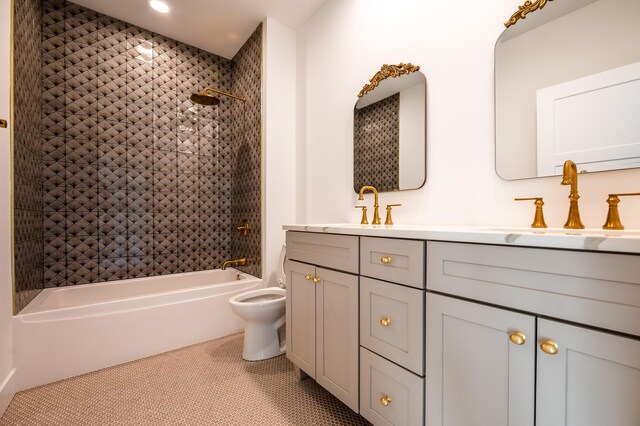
[353,64,426,192]
[495,0,640,180]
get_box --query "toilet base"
[242,318,286,361]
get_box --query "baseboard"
[0,368,16,417]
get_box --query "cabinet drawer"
[360,277,424,375]
[427,241,640,337]
[360,237,424,288]
[360,347,424,426]
[286,231,358,274]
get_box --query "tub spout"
[221,257,253,270]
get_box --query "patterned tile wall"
[14,0,44,312]
[353,93,400,193]
[40,0,262,286]
[230,25,262,278]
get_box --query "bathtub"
[14,269,261,391]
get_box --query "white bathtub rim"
[18,269,262,322]
[17,281,259,323]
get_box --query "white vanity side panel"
[426,241,640,336]
[360,277,424,375]
[536,319,640,426]
[286,231,359,274]
[360,237,424,288]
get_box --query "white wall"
[0,0,16,415]
[263,18,297,285]
[295,0,640,230]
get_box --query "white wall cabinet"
[285,256,359,412]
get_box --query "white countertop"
[282,224,640,254]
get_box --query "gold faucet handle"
[514,197,547,229]
[355,205,368,225]
[603,192,640,230]
[236,219,251,236]
[384,204,402,226]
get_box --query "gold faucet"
[560,160,584,229]
[358,185,381,225]
[221,257,253,270]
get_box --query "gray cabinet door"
[316,267,359,412]
[426,293,535,426]
[286,260,316,378]
[536,319,640,426]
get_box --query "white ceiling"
[72,0,327,59]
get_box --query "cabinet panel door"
[316,267,359,412]
[286,260,316,379]
[426,293,535,426]
[537,319,640,426]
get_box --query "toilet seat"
[229,287,285,306]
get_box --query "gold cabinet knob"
[509,331,526,345]
[312,276,321,283]
[304,274,313,281]
[380,395,392,407]
[380,256,392,265]
[380,317,392,327]
[540,339,559,355]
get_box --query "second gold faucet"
[358,185,381,225]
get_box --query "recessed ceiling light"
[148,0,170,14]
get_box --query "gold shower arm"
[203,87,247,102]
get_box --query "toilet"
[229,245,287,361]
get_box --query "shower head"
[190,91,220,106]
[190,87,247,106]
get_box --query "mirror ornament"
[358,63,421,98]
[504,0,554,28]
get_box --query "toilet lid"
[276,243,286,287]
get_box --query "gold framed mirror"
[353,63,426,193]
[495,0,640,180]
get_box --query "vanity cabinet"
[359,237,425,426]
[284,226,640,426]
[285,232,359,412]
[426,241,640,426]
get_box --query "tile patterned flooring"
[0,333,371,425]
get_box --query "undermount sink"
[479,226,640,237]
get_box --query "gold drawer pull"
[380,317,392,327]
[304,274,313,281]
[540,339,558,355]
[380,256,392,265]
[313,276,321,283]
[509,331,526,345]
[380,395,392,407]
